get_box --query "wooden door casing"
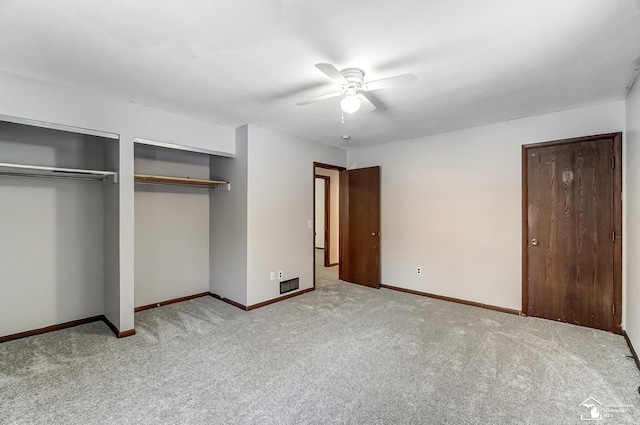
[339,166,381,288]
[522,133,622,333]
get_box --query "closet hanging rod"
[0,162,118,183]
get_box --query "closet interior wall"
[133,143,211,308]
[209,130,248,307]
[0,120,119,338]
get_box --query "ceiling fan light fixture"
[340,94,361,114]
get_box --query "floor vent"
[280,278,299,294]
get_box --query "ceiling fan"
[297,63,417,114]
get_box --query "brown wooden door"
[339,166,380,288]
[524,135,621,332]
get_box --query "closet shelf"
[134,174,228,188]
[0,162,118,183]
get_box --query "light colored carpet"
[0,252,638,424]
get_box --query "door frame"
[314,174,331,265]
[521,132,622,334]
[313,162,346,289]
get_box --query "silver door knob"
[531,238,539,246]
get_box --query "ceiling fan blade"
[296,91,344,106]
[315,63,348,84]
[362,73,417,91]
[357,93,377,113]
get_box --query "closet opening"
[133,141,228,313]
[0,118,120,342]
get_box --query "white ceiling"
[0,0,639,148]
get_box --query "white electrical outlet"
[270,272,275,281]
[278,270,283,279]
[417,267,422,275]
[307,220,313,229]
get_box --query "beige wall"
[315,178,325,248]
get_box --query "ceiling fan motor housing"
[340,68,365,88]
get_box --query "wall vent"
[280,277,299,294]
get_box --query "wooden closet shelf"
[134,174,228,188]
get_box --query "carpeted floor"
[1,251,638,424]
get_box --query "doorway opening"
[315,175,330,264]
[313,162,345,288]
[313,162,382,290]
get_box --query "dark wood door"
[525,135,621,332]
[339,166,380,288]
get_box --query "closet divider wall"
[0,120,119,338]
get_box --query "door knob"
[372,232,376,236]
[531,238,539,246]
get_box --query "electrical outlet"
[278,270,283,279]
[417,267,422,275]
[270,272,275,281]
[307,220,313,229]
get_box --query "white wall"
[348,101,625,311]
[246,125,346,306]
[625,80,640,349]
[134,144,210,308]
[315,168,340,265]
[209,126,249,305]
[0,122,111,336]
[0,73,236,156]
[0,72,235,332]
[315,179,325,248]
